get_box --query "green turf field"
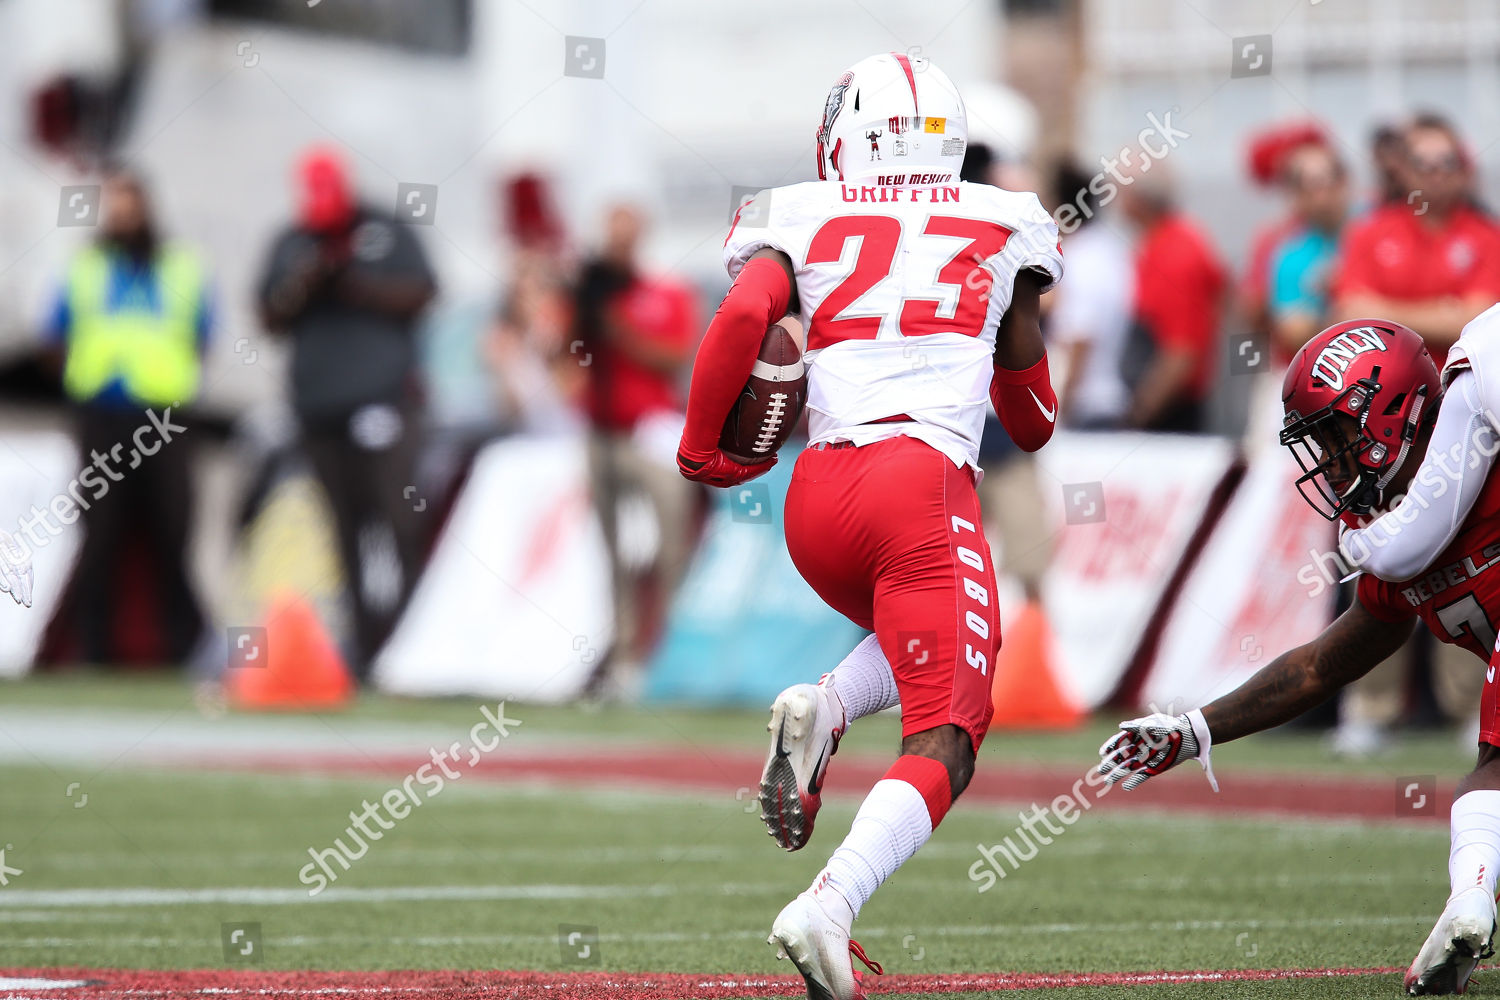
[0,674,1486,998]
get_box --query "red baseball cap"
[296,146,354,232]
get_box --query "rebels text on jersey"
[724,179,1064,469]
[1356,459,1500,749]
[1358,477,1500,662]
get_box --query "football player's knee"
[902,725,976,799]
[1459,744,1500,797]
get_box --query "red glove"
[676,444,775,488]
[989,354,1057,452]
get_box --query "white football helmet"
[815,52,969,183]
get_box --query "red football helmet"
[1280,318,1440,519]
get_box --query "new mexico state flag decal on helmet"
[923,117,947,133]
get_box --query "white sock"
[810,778,933,922]
[823,634,899,721]
[1449,790,1500,899]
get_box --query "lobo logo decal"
[1310,327,1386,391]
[819,72,854,144]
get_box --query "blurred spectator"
[573,204,697,695]
[46,166,209,664]
[1264,142,1351,357]
[1332,113,1500,363]
[1048,161,1134,429]
[486,250,583,434]
[1370,123,1409,206]
[1119,165,1227,432]
[1240,122,1332,360]
[256,146,437,680]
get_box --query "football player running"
[677,53,1063,1000]
[1098,310,1500,995]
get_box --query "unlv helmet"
[815,52,968,183]
[1280,318,1440,519]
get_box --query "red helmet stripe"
[892,52,919,114]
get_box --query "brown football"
[718,318,808,464]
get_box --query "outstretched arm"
[1100,601,1414,788]
[1201,600,1413,743]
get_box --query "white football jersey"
[725,179,1063,468]
[1444,301,1500,392]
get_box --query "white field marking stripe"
[0,869,1425,913]
[0,884,681,907]
[0,979,90,989]
[0,914,1437,950]
[49,844,741,868]
[750,359,803,381]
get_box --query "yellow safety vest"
[62,244,204,407]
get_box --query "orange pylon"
[227,593,354,710]
[989,601,1085,728]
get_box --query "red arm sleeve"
[679,256,793,456]
[989,354,1057,453]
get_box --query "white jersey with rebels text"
[725,178,1063,468]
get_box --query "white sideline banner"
[1140,445,1336,710]
[0,431,83,676]
[373,434,612,702]
[1035,432,1237,709]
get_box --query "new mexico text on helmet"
[815,52,968,184]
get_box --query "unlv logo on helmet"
[1310,327,1387,391]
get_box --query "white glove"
[0,529,34,608]
[1097,709,1218,792]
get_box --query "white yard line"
[0,884,681,907]
[0,913,1437,951]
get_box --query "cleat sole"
[758,691,820,851]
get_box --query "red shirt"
[1135,213,1228,400]
[588,276,697,432]
[1242,214,1299,311]
[1334,204,1500,364]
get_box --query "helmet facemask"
[1279,372,1430,520]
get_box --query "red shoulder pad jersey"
[1356,468,1500,661]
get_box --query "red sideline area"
[0,966,1402,998]
[167,747,1451,824]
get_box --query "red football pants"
[784,436,1001,750]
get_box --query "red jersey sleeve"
[1356,572,1417,623]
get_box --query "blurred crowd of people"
[38,109,1500,728]
[1032,110,1500,748]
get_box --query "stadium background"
[0,1,1496,997]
